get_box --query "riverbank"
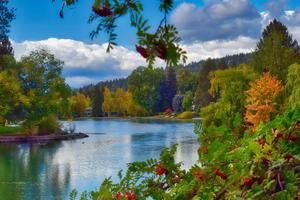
[71,116,202,123]
[0,132,88,144]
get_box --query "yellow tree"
[69,92,91,117]
[244,72,284,129]
[114,88,127,115]
[102,87,113,116]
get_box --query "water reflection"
[0,119,198,200]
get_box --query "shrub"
[21,115,61,135]
[177,111,194,119]
[38,115,61,134]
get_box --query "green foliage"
[37,115,61,134]
[251,19,300,81]
[194,58,218,111]
[0,0,15,56]
[18,49,71,133]
[0,71,28,125]
[200,65,258,130]
[176,67,197,94]
[182,91,193,111]
[177,111,193,120]
[286,63,300,109]
[128,67,164,113]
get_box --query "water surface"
[0,118,198,200]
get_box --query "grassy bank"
[0,126,21,135]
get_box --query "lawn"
[0,126,21,135]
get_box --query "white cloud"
[182,36,256,63]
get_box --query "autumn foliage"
[244,72,284,129]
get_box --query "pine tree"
[252,19,300,81]
[160,67,177,110]
[92,85,104,117]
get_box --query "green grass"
[0,126,21,135]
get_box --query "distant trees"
[172,95,184,113]
[102,86,114,116]
[92,85,104,117]
[128,67,164,113]
[252,19,300,81]
[194,58,217,111]
[69,92,91,117]
[160,67,177,110]
[176,67,196,94]
[182,91,193,111]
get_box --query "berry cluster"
[92,5,113,17]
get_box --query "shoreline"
[68,116,202,122]
[0,132,88,144]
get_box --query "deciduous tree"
[244,72,284,129]
[69,92,91,117]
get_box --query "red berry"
[194,170,204,181]
[214,169,227,180]
[262,157,270,167]
[135,45,149,59]
[92,5,113,17]
[115,192,123,199]
[156,43,167,60]
[155,163,167,176]
[125,191,136,200]
[287,134,297,142]
[284,154,293,162]
[241,177,255,189]
[191,189,197,197]
[257,138,265,147]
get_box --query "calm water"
[0,119,198,200]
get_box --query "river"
[0,118,199,200]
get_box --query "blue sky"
[8,0,300,87]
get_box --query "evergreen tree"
[92,85,104,117]
[252,19,300,81]
[194,58,217,111]
[0,0,15,56]
[160,67,177,110]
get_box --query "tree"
[201,65,258,130]
[172,94,184,113]
[69,92,91,117]
[128,67,164,113]
[286,63,300,109]
[244,72,284,129]
[114,88,127,115]
[182,91,193,111]
[251,19,300,81]
[19,49,71,133]
[92,85,104,117]
[102,86,113,116]
[160,67,177,110]
[0,71,28,125]
[176,67,196,94]
[0,0,15,56]
[194,58,218,111]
